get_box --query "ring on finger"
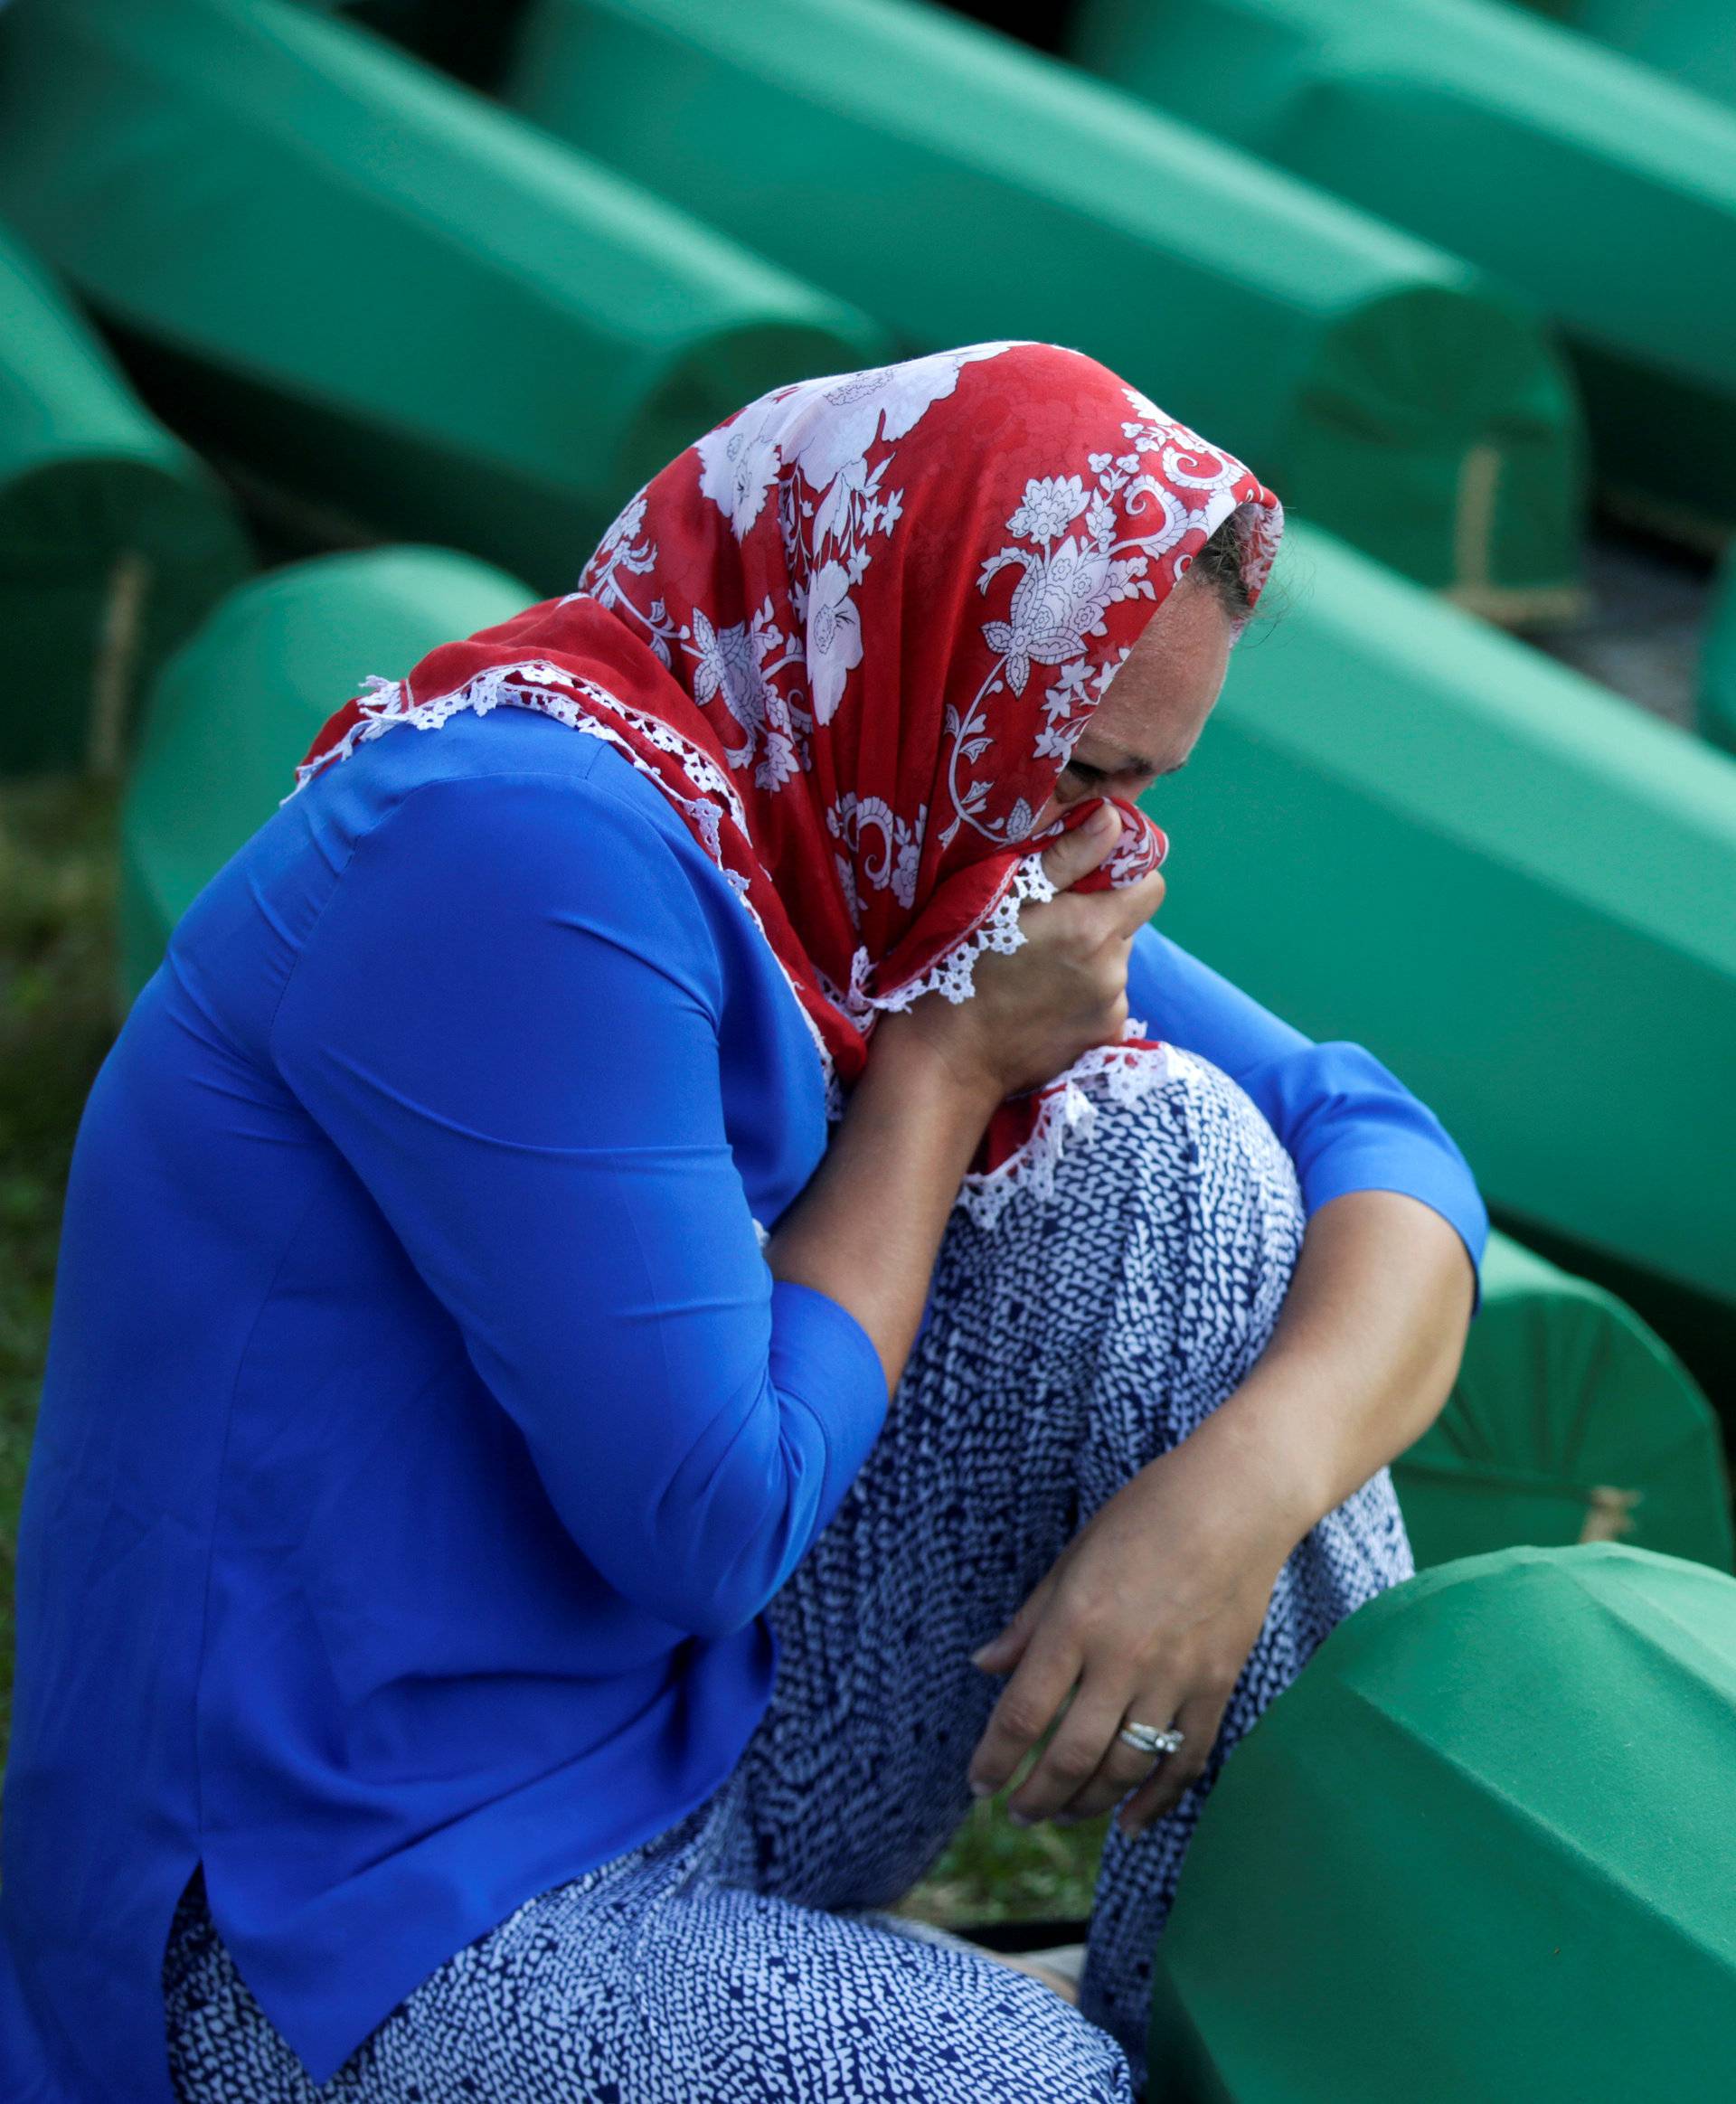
[1117,1720,1185,1759]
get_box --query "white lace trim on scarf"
[288,665,1170,1216]
[286,665,842,1117]
[858,861,1182,1227]
[953,1033,1182,1231]
[854,854,1058,1018]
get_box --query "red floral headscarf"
[294,340,1282,1209]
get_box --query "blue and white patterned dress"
[165,1048,1414,2102]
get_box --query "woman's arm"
[270,770,898,1640]
[965,930,1482,1835]
[1194,1188,1472,1533]
[768,803,1157,1380]
[967,1185,1471,1836]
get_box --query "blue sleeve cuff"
[767,1277,890,1536]
[1297,1134,1490,1315]
[1232,1041,1489,1316]
[1125,929,1486,1310]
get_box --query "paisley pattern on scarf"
[291,341,1281,1177]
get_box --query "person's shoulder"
[319,706,701,873]
[338,702,619,807]
[327,713,742,996]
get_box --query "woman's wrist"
[862,1010,1008,1127]
[767,1014,1005,1391]
[1169,1373,1337,1559]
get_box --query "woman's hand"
[964,1187,1473,1840]
[875,803,1166,1102]
[766,806,1162,1398]
[965,1420,1311,1837]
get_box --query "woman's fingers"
[902,795,1166,1102]
[1033,809,1167,930]
[1043,866,1165,954]
[968,1569,1055,1676]
[1111,865,1165,936]
[1113,1689,1226,1837]
[1004,1683,1159,1828]
[965,1624,1082,1805]
[1037,800,1120,892]
[1048,1688,1198,1827]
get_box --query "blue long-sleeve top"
[0,705,1486,2103]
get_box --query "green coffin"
[1136,519,1736,1319]
[1070,0,1736,541]
[503,0,1586,613]
[0,221,249,777]
[1700,549,1736,759]
[1516,0,1736,124]
[0,0,885,598]
[120,546,533,998]
[1145,1544,1736,2104]
[1394,1232,1732,1574]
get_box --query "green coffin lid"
[503,0,1586,612]
[0,0,886,598]
[1071,0,1736,542]
[119,546,533,999]
[1394,1231,1732,1574]
[1146,1544,1736,2104]
[1137,518,1736,1316]
[1515,0,1736,125]
[1699,548,1736,758]
[0,219,249,777]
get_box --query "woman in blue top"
[0,343,1480,2103]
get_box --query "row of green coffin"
[309,0,1736,139]
[0,0,1587,633]
[1144,1543,1736,2102]
[1136,524,1736,1324]
[0,0,884,744]
[1068,0,1736,540]
[499,0,1584,617]
[118,542,1736,1572]
[0,219,250,773]
[9,0,1734,772]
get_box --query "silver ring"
[1118,1721,1185,1758]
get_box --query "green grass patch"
[0,776,120,1760]
[902,1796,1107,1927]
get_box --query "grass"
[903,1796,1109,1929]
[0,773,1105,1926]
[0,776,120,1759]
